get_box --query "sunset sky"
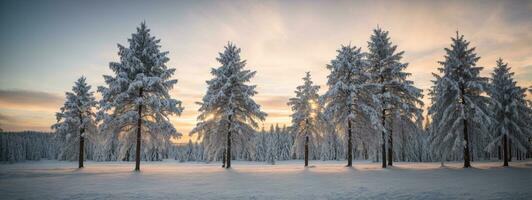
[0,0,531,143]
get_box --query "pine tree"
[428,32,491,168]
[52,76,97,168]
[253,126,267,161]
[366,28,424,167]
[288,72,321,167]
[487,58,532,166]
[266,129,277,165]
[98,22,184,171]
[191,43,266,168]
[322,45,378,167]
[185,139,195,161]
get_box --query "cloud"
[0,113,15,122]
[514,65,532,89]
[255,95,290,109]
[0,89,63,111]
[0,112,52,132]
[1,0,532,133]
[0,90,61,131]
[266,111,291,118]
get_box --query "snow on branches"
[191,43,266,166]
[428,33,491,167]
[97,22,183,165]
[52,77,97,162]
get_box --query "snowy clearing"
[1,160,531,200]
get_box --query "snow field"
[1,160,531,200]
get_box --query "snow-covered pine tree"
[97,22,184,171]
[266,129,277,165]
[487,58,531,166]
[52,76,97,168]
[366,28,424,167]
[191,43,266,168]
[322,45,379,167]
[288,72,321,167]
[185,139,195,161]
[428,32,491,168]
[194,141,204,161]
[254,126,268,161]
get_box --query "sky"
[0,0,531,143]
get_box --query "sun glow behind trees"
[0,19,530,169]
[7,22,513,171]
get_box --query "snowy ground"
[1,160,531,200]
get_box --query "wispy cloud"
[0,112,52,132]
[255,95,290,109]
[0,0,531,134]
[0,90,63,131]
[0,89,63,111]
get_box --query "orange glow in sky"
[0,1,531,144]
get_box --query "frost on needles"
[322,44,378,167]
[288,72,321,166]
[52,76,97,168]
[428,33,492,168]
[486,58,532,166]
[97,22,184,170]
[190,43,266,168]
[366,28,424,167]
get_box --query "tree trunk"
[440,152,444,167]
[226,115,232,169]
[460,86,471,168]
[463,119,471,168]
[135,89,143,171]
[79,129,84,168]
[503,135,508,167]
[333,136,338,160]
[124,148,130,161]
[388,128,393,166]
[381,109,387,168]
[347,120,353,167]
[78,113,85,169]
[304,135,309,167]
[401,124,406,162]
[380,76,387,168]
[362,142,368,160]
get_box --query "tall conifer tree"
[52,76,97,168]
[323,45,378,167]
[487,58,531,166]
[366,28,423,167]
[191,43,266,168]
[428,33,491,168]
[98,22,183,171]
[288,72,321,167]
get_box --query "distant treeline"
[0,131,56,162]
[1,128,531,163]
